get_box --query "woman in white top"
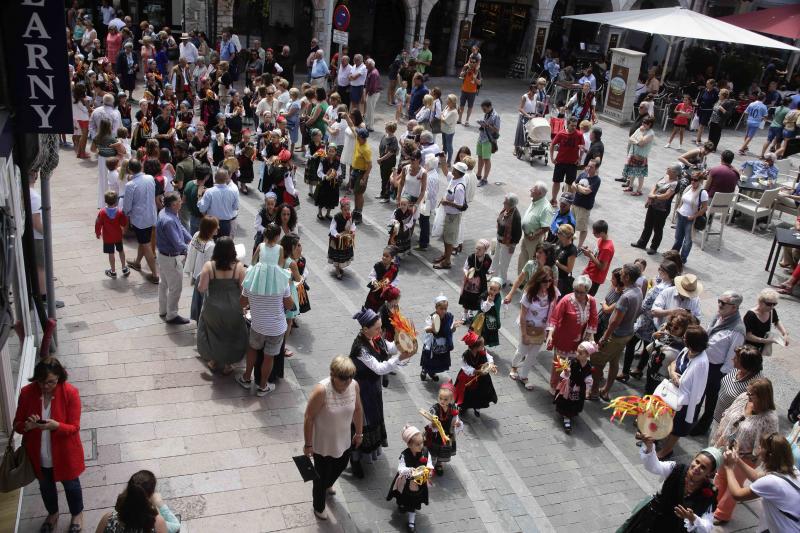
[184,216,218,321]
[303,356,364,520]
[514,82,542,155]
[658,324,710,460]
[416,94,435,130]
[456,154,478,252]
[722,433,800,533]
[510,269,559,390]
[441,94,458,164]
[671,173,708,265]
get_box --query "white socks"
[408,511,416,526]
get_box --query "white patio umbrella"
[563,7,799,80]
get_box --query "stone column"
[445,0,476,77]
[312,0,333,63]
[216,0,234,41]
[527,13,552,79]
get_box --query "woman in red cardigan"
[545,274,599,393]
[14,357,85,533]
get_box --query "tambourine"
[467,267,476,278]
[396,330,418,354]
[607,395,675,440]
[431,313,441,334]
[637,410,674,440]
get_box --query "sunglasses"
[763,301,777,307]
[717,299,733,306]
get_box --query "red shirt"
[673,102,694,126]
[14,382,85,481]
[552,130,584,165]
[583,237,615,284]
[95,207,128,244]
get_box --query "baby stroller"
[519,117,552,166]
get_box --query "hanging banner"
[5,0,73,133]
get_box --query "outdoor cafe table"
[765,227,800,285]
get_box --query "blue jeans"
[39,467,83,516]
[442,132,455,164]
[671,212,694,263]
[418,214,430,247]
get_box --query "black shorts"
[459,91,476,109]
[103,241,123,254]
[131,225,153,244]
[552,163,578,184]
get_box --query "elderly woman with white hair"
[743,288,790,356]
[417,153,441,250]
[493,193,522,286]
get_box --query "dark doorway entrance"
[425,0,458,76]
[471,1,531,76]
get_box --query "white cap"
[434,293,448,304]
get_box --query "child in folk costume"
[236,142,255,194]
[365,246,399,311]
[478,277,503,350]
[554,341,595,433]
[458,239,493,321]
[424,383,463,476]
[304,130,325,198]
[243,223,291,296]
[453,331,498,417]
[420,294,463,382]
[386,425,434,533]
[389,197,415,255]
[328,197,356,280]
[315,143,340,220]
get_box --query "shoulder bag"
[0,430,36,492]
[693,190,707,231]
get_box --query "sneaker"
[256,383,276,396]
[235,375,252,390]
[630,242,646,249]
[420,370,427,381]
[379,198,389,204]
[646,248,657,255]
[664,143,671,148]
[105,269,117,278]
[121,267,131,277]
[374,194,384,199]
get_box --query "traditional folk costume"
[365,257,399,312]
[389,206,415,255]
[618,446,720,533]
[453,331,497,416]
[328,209,356,269]
[303,140,325,192]
[478,290,502,348]
[386,425,434,532]
[349,308,408,477]
[296,256,311,314]
[420,301,455,381]
[554,342,595,428]
[424,386,462,473]
[377,286,402,389]
[315,154,341,211]
[458,251,492,315]
[252,195,279,252]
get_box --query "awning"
[563,7,798,51]
[718,5,800,41]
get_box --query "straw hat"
[674,274,703,298]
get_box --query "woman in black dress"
[349,307,415,478]
[619,433,720,533]
[458,239,492,321]
[315,144,341,220]
[453,331,497,417]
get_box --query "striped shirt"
[244,286,289,337]
[713,370,763,422]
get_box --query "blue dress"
[242,243,291,296]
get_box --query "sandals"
[68,524,82,533]
[509,370,519,381]
[630,370,643,379]
[629,191,643,196]
[433,263,452,269]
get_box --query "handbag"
[693,190,707,231]
[0,431,36,492]
[690,113,700,131]
[653,379,685,411]
[524,324,546,344]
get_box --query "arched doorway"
[425,0,458,77]
[546,0,613,63]
[334,0,406,68]
[232,0,314,54]
[471,1,531,75]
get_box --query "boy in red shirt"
[549,116,584,205]
[95,190,130,278]
[665,94,694,149]
[581,219,614,296]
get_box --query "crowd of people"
[14,6,800,533]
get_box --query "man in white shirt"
[434,162,468,269]
[348,54,367,114]
[650,274,703,328]
[89,94,122,140]
[100,1,115,26]
[336,55,353,109]
[179,33,198,65]
[689,290,745,436]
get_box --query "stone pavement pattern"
[19,76,798,533]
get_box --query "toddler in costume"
[386,424,434,532]
[420,293,463,382]
[553,341,595,433]
[424,383,463,475]
[242,223,291,296]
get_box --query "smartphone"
[36,419,47,425]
